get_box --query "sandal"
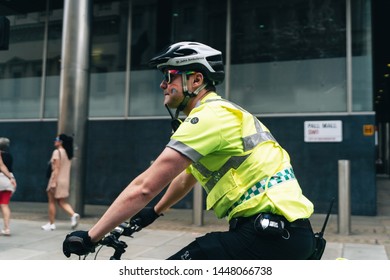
[1,229,11,236]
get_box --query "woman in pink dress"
[41,134,80,231]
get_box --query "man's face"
[159,70,196,109]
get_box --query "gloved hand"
[63,230,97,257]
[131,207,163,229]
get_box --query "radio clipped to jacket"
[253,213,285,236]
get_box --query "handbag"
[46,160,52,179]
[0,172,14,192]
[46,149,60,179]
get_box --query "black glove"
[131,207,163,229]
[63,230,97,258]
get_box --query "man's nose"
[160,80,167,89]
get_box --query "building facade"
[0,0,386,215]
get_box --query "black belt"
[229,214,311,230]
[288,218,311,229]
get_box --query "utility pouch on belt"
[253,213,285,236]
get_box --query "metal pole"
[224,0,231,99]
[124,0,132,118]
[58,0,92,216]
[338,160,351,235]
[39,0,49,119]
[385,123,390,175]
[346,0,352,113]
[192,182,204,226]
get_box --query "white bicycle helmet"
[148,41,225,85]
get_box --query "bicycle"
[77,219,142,260]
[70,198,334,260]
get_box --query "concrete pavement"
[0,202,389,260]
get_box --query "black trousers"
[167,217,315,260]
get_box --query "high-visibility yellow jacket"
[167,92,313,222]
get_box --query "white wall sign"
[304,120,343,142]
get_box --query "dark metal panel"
[1,114,377,216]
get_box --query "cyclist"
[63,41,316,260]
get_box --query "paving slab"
[0,218,388,260]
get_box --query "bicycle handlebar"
[108,219,142,238]
[95,219,143,260]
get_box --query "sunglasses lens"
[164,70,182,84]
[164,72,171,84]
[163,70,195,85]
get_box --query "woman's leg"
[57,198,75,217]
[0,191,12,232]
[0,204,10,230]
[47,190,57,224]
[57,198,80,229]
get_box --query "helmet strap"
[165,104,182,132]
[175,73,207,117]
[166,73,209,131]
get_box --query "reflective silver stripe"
[243,131,276,151]
[243,117,276,151]
[226,167,296,215]
[192,161,213,177]
[194,154,250,193]
[167,139,203,162]
[205,99,277,151]
[175,97,277,193]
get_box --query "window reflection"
[0,0,373,119]
[230,0,348,113]
[127,0,227,117]
[0,12,45,118]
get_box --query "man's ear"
[193,72,204,85]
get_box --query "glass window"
[230,0,347,114]
[128,0,227,117]
[351,0,373,111]
[129,0,163,116]
[43,8,63,119]
[0,0,63,119]
[0,0,373,119]
[0,13,45,118]
[89,1,128,117]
